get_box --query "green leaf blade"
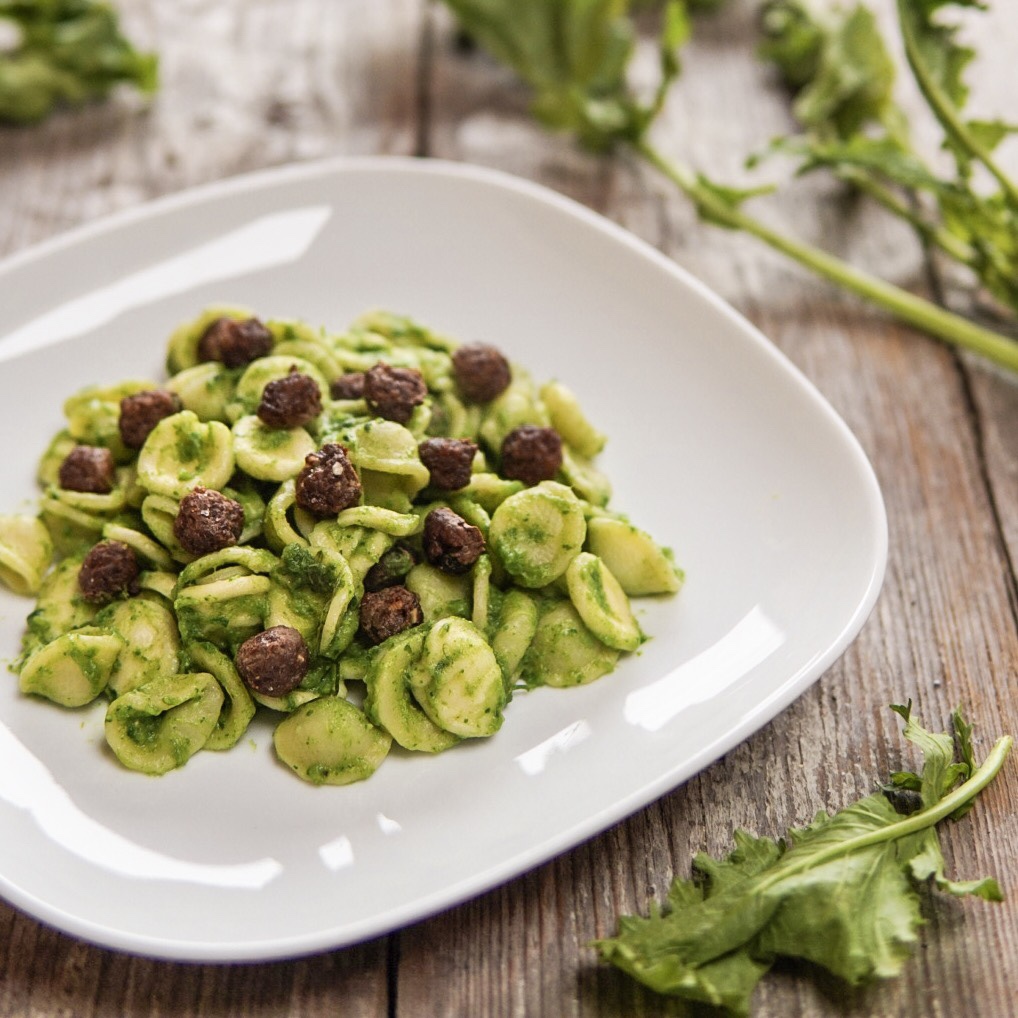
[596,705,1010,1014]
[443,0,688,151]
[0,0,157,125]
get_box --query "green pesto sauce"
[277,543,339,595]
[519,522,549,545]
[301,660,338,696]
[125,713,161,747]
[68,644,104,684]
[174,421,207,463]
[587,564,610,613]
[260,427,296,450]
[170,734,191,766]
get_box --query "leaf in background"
[757,0,824,89]
[802,3,893,138]
[441,0,687,151]
[758,134,1018,317]
[939,188,1018,311]
[442,0,1018,368]
[900,0,980,111]
[896,0,1018,201]
[759,0,896,137]
[965,117,1018,156]
[768,133,940,190]
[0,0,157,125]
[756,0,1018,318]
[595,705,1010,1015]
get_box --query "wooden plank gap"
[414,2,438,157]
[386,931,400,1018]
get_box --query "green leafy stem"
[442,0,1018,374]
[0,0,157,125]
[897,0,1018,210]
[594,703,1011,1014]
[758,729,1012,894]
[758,0,1018,333]
[637,138,1018,372]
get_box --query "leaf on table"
[767,133,938,189]
[755,0,1018,318]
[441,0,688,151]
[965,118,1018,156]
[0,0,157,125]
[899,0,979,111]
[760,0,898,139]
[895,0,1018,189]
[595,704,1010,1016]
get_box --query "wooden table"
[2,2,1016,1015]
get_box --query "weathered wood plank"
[0,0,426,257]
[0,909,392,1018]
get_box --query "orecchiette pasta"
[0,308,680,784]
[136,410,235,498]
[0,514,53,596]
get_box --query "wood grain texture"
[2,0,1018,1015]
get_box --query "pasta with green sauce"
[0,308,683,785]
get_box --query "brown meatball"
[294,443,362,517]
[58,445,116,494]
[363,363,427,424]
[197,316,273,368]
[329,372,366,400]
[358,585,424,646]
[363,546,417,593]
[418,437,477,491]
[422,507,485,575]
[257,369,323,428]
[451,343,511,403]
[173,486,245,556]
[235,626,310,697]
[78,540,139,603]
[119,389,182,449]
[500,425,563,486]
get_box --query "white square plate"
[0,157,886,961]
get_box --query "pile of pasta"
[0,309,681,784]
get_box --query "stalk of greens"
[439,0,1018,371]
[594,703,1011,1015]
[758,0,1018,323]
[0,0,157,125]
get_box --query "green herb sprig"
[441,0,1018,371]
[594,703,1011,1015]
[758,0,1018,325]
[0,0,157,125]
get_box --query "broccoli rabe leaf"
[760,0,895,139]
[594,704,1010,1016]
[274,542,340,598]
[0,0,157,125]
[757,0,1018,317]
[899,0,978,111]
[757,0,824,89]
[442,0,687,151]
[441,0,1018,369]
